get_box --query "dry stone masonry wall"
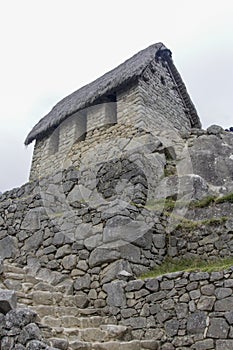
[0,126,233,349]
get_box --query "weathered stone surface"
[187,311,207,334]
[207,124,224,135]
[216,340,233,350]
[0,258,4,274]
[197,296,215,311]
[191,339,214,349]
[18,323,42,345]
[74,275,91,291]
[100,260,133,285]
[49,338,69,350]
[103,281,126,307]
[89,247,121,267]
[0,290,17,314]
[215,287,232,299]
[165,319,179,337]
[0,236,18,259]
[215,297,233,311]
[207,318,229,338]
[145,278,159,292]
[5,309,37,328]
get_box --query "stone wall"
[1,161,233,304]
[106,269,233,350]
[138,60,191,133]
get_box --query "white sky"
[0,0,233,193]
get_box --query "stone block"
[216,340,233,350]
[215,297,233,311]
[0,290,17,314]
[187,311,207,334]
[103,281,126,307]
[207,318,229,339]
[0,236,18,259]
[191,339,214,349]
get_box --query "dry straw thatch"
[25,42,200,145]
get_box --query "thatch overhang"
[25,42,201,145]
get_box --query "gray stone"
[190,272,209,281]
[160,280,174,290]
[176,303,188,319]
[103,217,151,246]
[100,259,133,285]
[18,323,42,345]
[55,244,71,259]
[49,338,69,350]
[216,340,233,350]
[207,124,224,135]
[62,255,77,270]
[89,246,120,267]
[190,289,201,299]
[224,279,233,288]
[197,296,216,311]
[200,284,215,296]
[0,290,17,314]
[187,311,207,334]
[118,244,141,264]
[152,233,165,249]
[0,259,4,274]
[21,210,41,231]
[26,340,47,350]
[84,233,102,250]
[210,271,224,281]
[207,318,229,338]
[191,339,214,349]
[162,344,175,350]
[103,281,126,307]
[165,319,179,337]
[215,297,233,311]
[1,336,14,350]
[73,274,91,291]
[121,316,146,329]
[5,308,37,328]
[145,278,159,291]
[74,292,89,308]
[121,308,137,318]
[225,311,233,325]
[125,280,144,292]
[215,287,232,299]
[0,236,18,259]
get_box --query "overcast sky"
[0,0,232,193]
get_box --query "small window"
[160,76,166,86]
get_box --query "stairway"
[1,263,159,350]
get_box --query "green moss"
[190,192,233,209]
[216,193,233,204]
[141,256,233,279]
[190,195,217,208]
[175,216,229,231]
[145,198,176,211]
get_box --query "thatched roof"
[25,42,201,145]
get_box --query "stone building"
[25,42,201,180]
[1,43,233,349]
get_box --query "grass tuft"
[141,256,233,279]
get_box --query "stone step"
[62,325,130,342]
[41,315,117,329]
[3,264,28,274]
[69,339,159,350]
[30,305,106,318]
[3,272,41,285]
